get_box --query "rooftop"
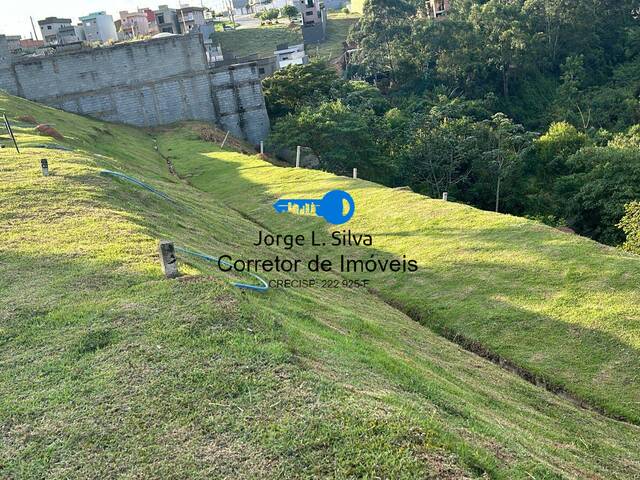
[38,17,72,26]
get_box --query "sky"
[0,1,208,39]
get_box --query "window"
[306,11,313,15]
[157,14,165,23]
[258,67,265,74]
[47,25,52,30]
[317,11,321,18]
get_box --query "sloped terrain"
[1,93,640,479]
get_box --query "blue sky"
[0,1,209,39]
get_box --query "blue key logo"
[273,190,355,225]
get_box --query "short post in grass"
[296,146,301,168]
[353,168,358,179]
[158,240,179,279]
[220,130,230,148]
[442,192,448,201]
[260,141,264,155]
[40,159,49,177]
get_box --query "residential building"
[155,5,181,34]
[427,0,450,19]
[349,0,364,14]
[139,8,160,34]
[79,11,118,44]
[176,6,206,33]
[5,35,21,52]
[298,0,327,43]
[19,38,45,50]
[38,17,72,44]
[56,25,83,44]
[275,43,308,69]
[120,10,151,38]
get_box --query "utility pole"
[30,16,39,41]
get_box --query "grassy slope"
[217,14,358,60]
[158,128,640,425]
[1,93,639,479]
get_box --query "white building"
[79,11,118,44]
[275,43,308,68]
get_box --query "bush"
[619,201,640,254]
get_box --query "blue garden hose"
[175,246,269,293]
[100,169,269,293]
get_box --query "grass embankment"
[1,93,640,479]
[158,128,640,425]
[217,13,358,60]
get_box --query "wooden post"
[295,146,301,168]
[40,159,49,177]
[220,130,230,148]
[2,114,19,154]
[353,168,357,179]
[260,141,264,155]
[442,192,448,201]
[158,241,179,279]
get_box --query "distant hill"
[217,13,358,60]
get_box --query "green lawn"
[217,13,358,60]
[1,93,640,478]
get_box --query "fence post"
[40,159,49,177]
[296,146,301,168]
[353,168,358,179]
[158,240,179,279]
[442,192,448,201]
[260,141,264,155]
[220,130,230,148]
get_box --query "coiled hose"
[100,169,269,293]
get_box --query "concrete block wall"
[0,35,269,145]
[210,63,270,145]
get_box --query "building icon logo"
[272,190,355,225]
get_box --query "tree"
[267,101,384,179]
[561,145,640,244]
[618,201,640,254]
[483,113,533,212]
[262,62,342,118]
[280,5,299,21]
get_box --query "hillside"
[217,13,358,60]
[1,93,640,479]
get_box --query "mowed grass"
[158,126,640,426]
[1,93,640,479]
[217,13,358,60]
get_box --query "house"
[38,17,73,45]
[427,0,450,19]
[5,36,22,52]
[79,12,118,44]
[19,39,45,50]
[275,43,308,69]
[298,0,327,43]
[119,10,151,38]
[139,8,160,34]
[56,25,83,44]
[155,5,181,34]
[349,0,365,14]
[176,6,207,33]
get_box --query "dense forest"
[264,0,640,250]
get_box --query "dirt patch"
[193,125,255,152]
[35,124,64,141]
[17,115,38,124]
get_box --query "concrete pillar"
[158,240,179,278]
[260,141,264,155]
[353,168,357,179]
[442,192,448,201]
[296,146,301,168]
